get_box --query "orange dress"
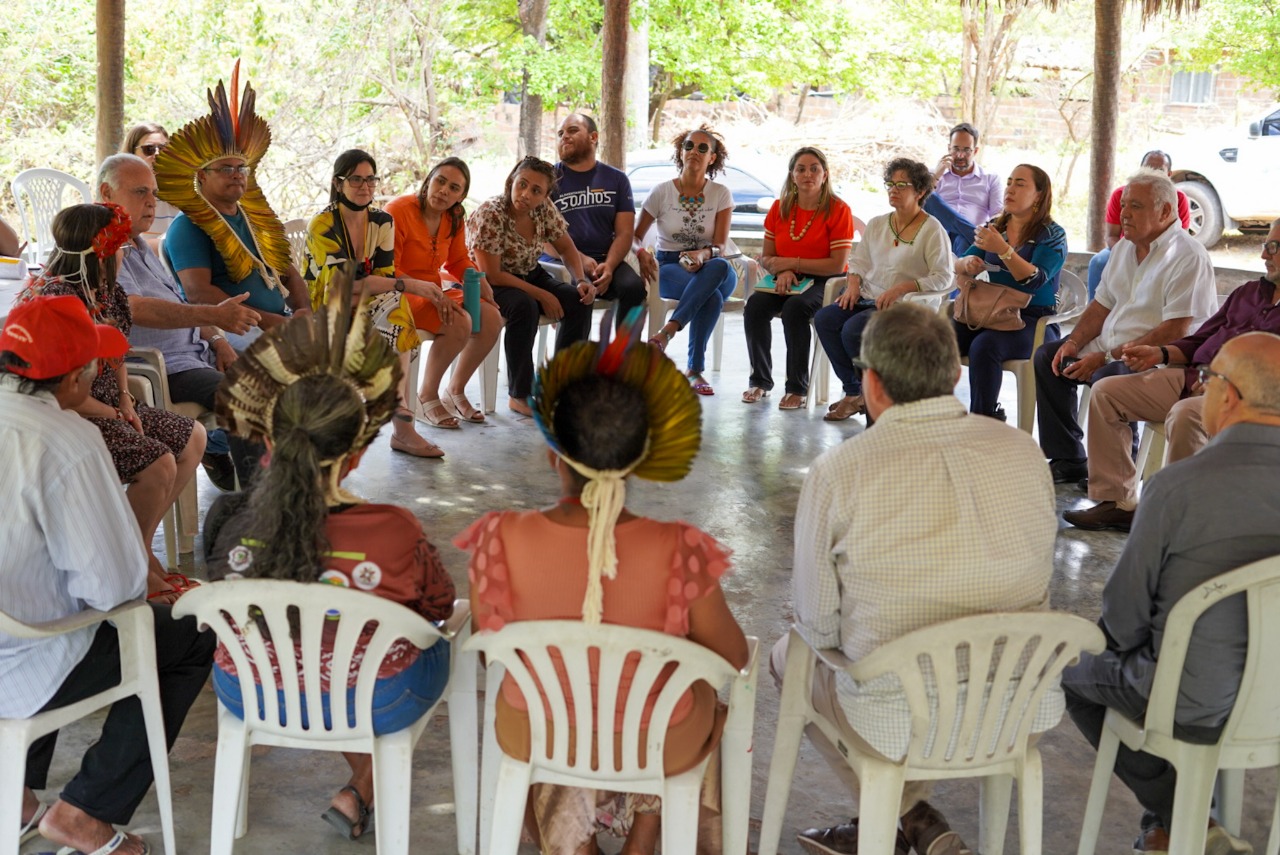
[383,194,469,333]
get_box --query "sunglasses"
[682,140,712,154]
[342,175,380,188]
[138,143,167,156]
[204,165,250,176]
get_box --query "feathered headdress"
[531,307,703,623]
[154,61,292,291]
[215,261,401,505]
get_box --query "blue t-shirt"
[165,211,287,315]
[549,161,635,261]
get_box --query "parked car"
[624,151,783,240]
[1166,105,1280,248]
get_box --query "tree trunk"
[95,0,126,165]
[794,84,810,125]
[625,12,649,155]
[517,0,550,158]
[600,0,629,167]
[1088,0,1124,252]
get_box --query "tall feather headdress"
[531,306,703,623]
[216,261,401,504]
[154,61,292,290]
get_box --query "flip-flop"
[778,393,807,410]
[57,830,150,855]
[741,387,770,403]
[20,803,48,844]
[688,373,714,396]
[321,785,375,840]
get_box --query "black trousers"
[594,261,648,330]
[492,266,593,399]
[743,279,828,395]
[25,604,215,825]
[167,366,262,484]
[1032,339,1135,461]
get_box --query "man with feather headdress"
[158,63,309,347]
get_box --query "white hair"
[1125,167,1178,218]
[95,153,151,198]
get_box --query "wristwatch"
[394,278,406,293]
[210,333,226,345]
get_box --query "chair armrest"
[0,600,149,639]
[538,260,572,284]
[125,347,171,409]
[442,599,472,638]
[822,276,846,307]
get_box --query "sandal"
[823,395,865,422]
[778,393,807,410]
[21,803,48,845]
[648,328,672,352]
[419,399,460,429]
[164,573,200,593]
[687,372,714,396]
[741,387,770,404]
[56,830,151,855]
[321,785,374,840]
[444,391,485,423]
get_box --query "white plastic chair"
[1077,554,1280,855]
[172,582,478,855]
[759,614,1104,855]
[9,168,91,265]
[955,268,1089,434]
[467,621,760,855]
[282,218,309,272]
[0,602,176,855]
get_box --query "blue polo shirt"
[165,210,287,315]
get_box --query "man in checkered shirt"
[773,302,1060,855]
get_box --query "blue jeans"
[212,638,450,736]
[656,251,737,374]
[813,297,877,396]
[923,193,977,256]
[1087,247,1111,301]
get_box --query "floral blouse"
[466,196,568,277]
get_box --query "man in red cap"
[0,295,214,855]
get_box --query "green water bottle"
[462,269,482,333]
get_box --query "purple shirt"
[934,163,1003,226]
[1170,277,1280,393]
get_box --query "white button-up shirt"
[0,380,147,717]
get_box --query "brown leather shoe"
[824,395,865,422]
[796,818,910,855]
[1063,501,1135,532]
[1132,825,1169,854]
[901,802,974,855]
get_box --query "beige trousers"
[769,635,931,817]
[1086,367,1208,504]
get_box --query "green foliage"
[1175,0,1280,95]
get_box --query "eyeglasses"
[949,146,975,155]
[884,181,913,190]
[1264,240,1279,256]
[1197,366,1243,399]
[341,175,380,188]
[681,141,712,154]
[204,165,250,176]
[138,143,167,156]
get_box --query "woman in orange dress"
[384,157,503,425]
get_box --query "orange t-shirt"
[763,195,855,262]
[383,194,472,285]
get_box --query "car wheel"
[1176,180,1224,248]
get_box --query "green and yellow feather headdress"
[215,262,401,505]
[531,307,702,623]
[154,61,292,291]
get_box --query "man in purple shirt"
[1065,218,1280,531]
[923,123,1004,255]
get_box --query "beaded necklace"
[676,177,707,212]
[789,207,817,243]
[888,209,925,247]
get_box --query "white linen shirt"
[0,380,148,717]
[1090,221,1217,355]
[791,395,1061,758]
[846,213,954,298]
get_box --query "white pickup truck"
[1166,104,1280,248]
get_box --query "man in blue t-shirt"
[546,113,646,327]
[164,155,309,348]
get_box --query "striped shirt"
[0,380,148,717]
[792,395,1062,757]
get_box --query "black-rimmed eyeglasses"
[1197,366,1242,399]
[341,175,380,188]
[1264,240,1279,257]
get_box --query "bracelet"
[210,333,226,344]
[119,390,134,404]
[1159,346,1170,365]
[115,408,124,420]
[998,247,1016,261]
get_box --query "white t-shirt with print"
[642,179,734,253]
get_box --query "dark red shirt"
[1170,278,1280,394]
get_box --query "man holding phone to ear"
[1031,168,1215,487]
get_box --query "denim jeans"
[655,251,737,374]
[813,297,877,396]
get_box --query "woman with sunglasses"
[634,125,737,396]
[743,146,855,409]
[813,158,953,421]
[304,149,464,459]
[121,122,179,239]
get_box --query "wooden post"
[1088,0,1124,253]
[96,0,126,166]
[600,0,629,167]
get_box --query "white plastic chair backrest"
[465,621,740,780]
[10,168,92,264]
[1141,554,1280,748]
[1056,269,1087,319]
[283,218,309,272]
[852,215,867,242]
[844,611,1103,771]
[173,579,447,741]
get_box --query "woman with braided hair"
[203,269,456,840]
[456,309,748,854]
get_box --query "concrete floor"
[20,314,1279,854]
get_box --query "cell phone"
[679,255,695,270]
[1059,356,1080,371]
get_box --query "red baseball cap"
[0,295,130,380]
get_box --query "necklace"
[676,178,706,212]
[789,207,817,243]
[889,209,925,247]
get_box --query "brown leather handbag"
[952,274,1032,331]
